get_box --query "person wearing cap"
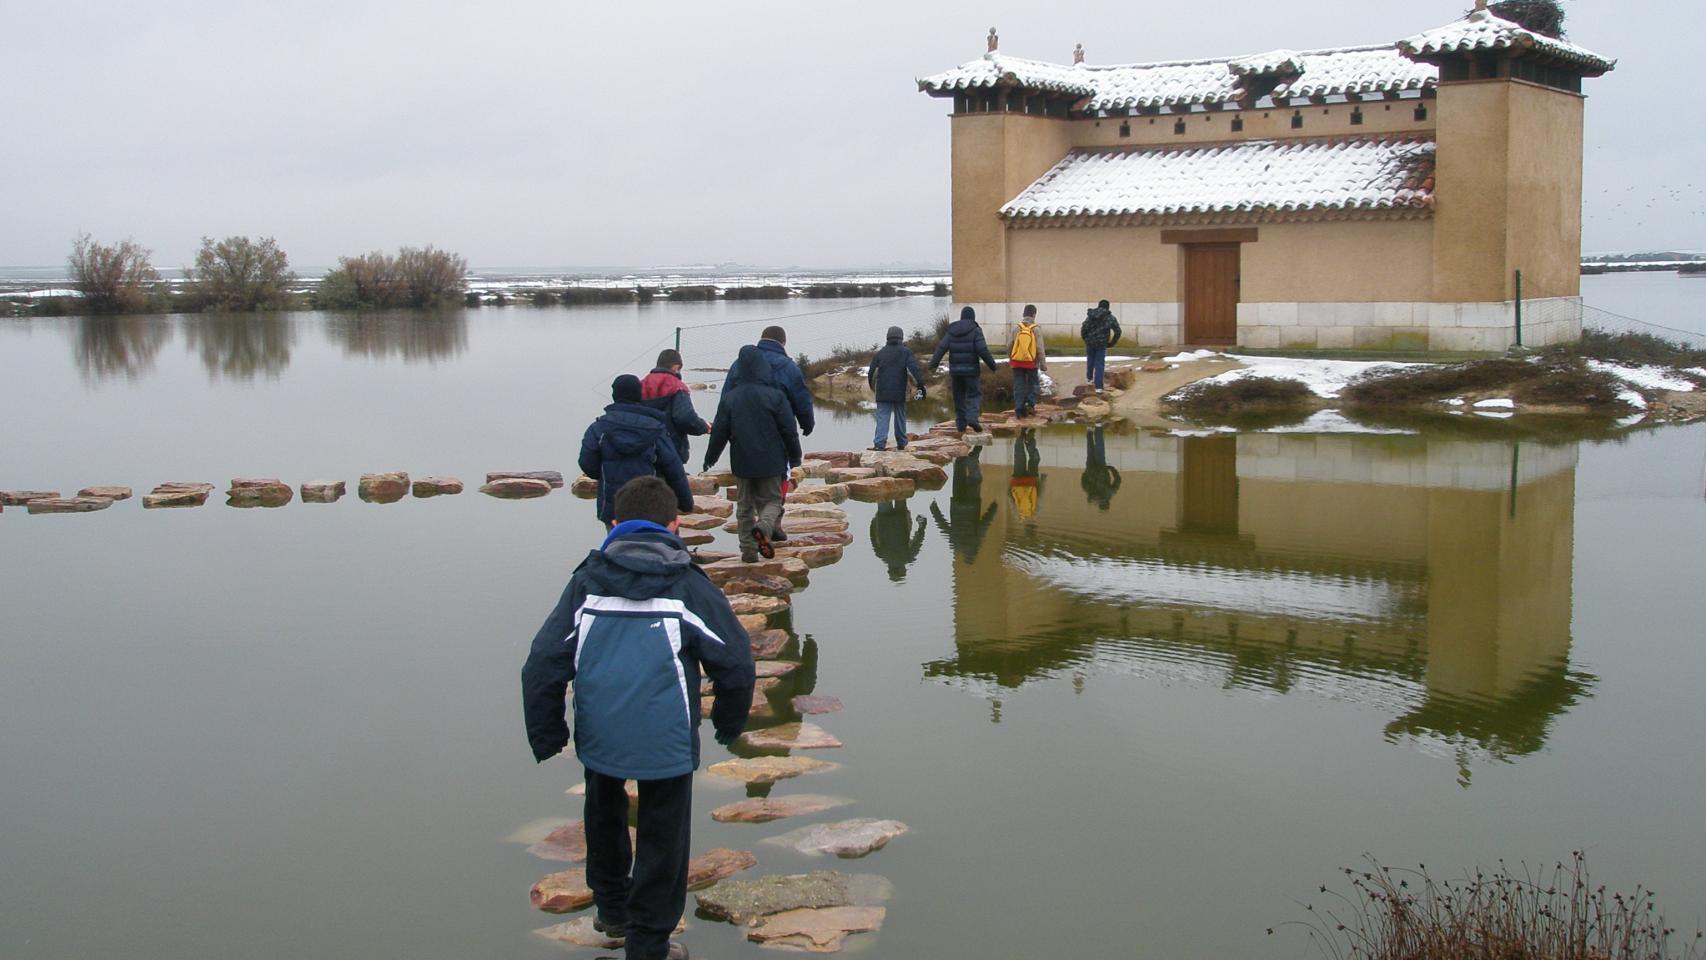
[929,306,999,434]
[866,325,926,451]
[721,325,815,437]
[578,374,695,527]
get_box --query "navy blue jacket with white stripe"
[521,522,756,779]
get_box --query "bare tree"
[395,246,468,308]
[317,251,402,309]
[68,234,159,314]
[317,246,466,309]
[187,236,295,311]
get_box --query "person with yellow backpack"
[1009,304,1048,418]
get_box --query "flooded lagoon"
[3,283,1705,958]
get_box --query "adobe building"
[917,3,1615,352]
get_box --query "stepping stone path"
[526,821,635,862]
[748,905,887,952]
[412,476,463,496]
[677,512,725,530]
[795,459,832,478]
[693,870,892,925]
[722,575,794,599]
[480,477,552,498]
[711,794,851,824]
[792,695,842,715]
[487,470,564,488]
[783,504,848,520]
[775,544,845,568]
[78,485,131,500]
[739,722,842,750]
[785,484,848,505]
[227,478,293,506]
[301,480,345,502]
[143,482,214,508]
[679,530,715,546]
[703,556,809,585]
[358,472,409,503]
[686,474,720,495]
[749,629,789,658]
[1,490,59,505]
[706,756,837,784]
[27,497,112,514]
[803,452,863,468]
[692,495,734,518]
[723,515,850,535]
[764,818,909,859]
[824,466,877,484]
[775,531,853,547]
[859,450,948,486]
[843,477,916,502]
[728,594,789,617]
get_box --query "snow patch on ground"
[1472,398,1514,409]
[1161,349,1229,363]
[1176,354,1419,400]
[1587,360,1697,393]
[1441,397,1466,406]
[1688,367,1706,378]
[1616,388,1647,410]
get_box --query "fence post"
[1513,269,1523,348]
[674,326,681,352]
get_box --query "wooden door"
[1184,243,1240,345]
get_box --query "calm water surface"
[2,284,1704,959]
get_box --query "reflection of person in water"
[1081,424,1122,511]
[869,500,928,582]
[1008,428,1042,522]
[930,445,1000,562]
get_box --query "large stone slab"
[142,482,213,508]
[687,474,721,495]
[782,504,847,520]
[749,629,789,659]
[703,556,809,586]
[412,476,463,496]
[739,722,841,750]
[526,821,636,863]
[802,451,863,468]
[530,868,593,912]
[774,545,844,568]
[227,478,293,506]
[1075,397,1113,420]
[776,531,853,547]
[754,660,799,679]
[687,847,759,889]
[785,484,848,505]
[694,870,892,926]
[905,446,957,465]
[692,495,735,518]
[722,575,795,599]
[300,480,345,503]
[795,459,833,479]
[77,485,131,500]
[705,756,838,785]
[570,475,598,498]
[748,905,887,952]
[691,549,738,565]
[764,819,908,858]
[534,915,678,949]
[791,695,842,715]
[480,477,552,498]
[824,466,877,484]
[729,594,790,617]
[486,470,564,488]
[711,795,852,824]
[679,530,716,546]
[678,512,726,530]
[26,496,112,514]
[737,613,770,635]
[843,477,915,502]
[358,472,409,503]
[1,490,59,505]
[703,690,774,721]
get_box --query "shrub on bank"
[68,234,159,314]
[530,290,557,306]
[722,285,791,301]
[1564,329,1706,368]
[316,246,467,309]
[559,287,636,305]
[1341,357,1630,410]
[464,292,483,307]
[667,285,717,302]
[1167,375,1315,413]
[186,236,295,311]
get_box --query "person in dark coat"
[721,325,815,437]
[704,345,803,563]
[869,499,928,582]
[522,476,755,960]
[866,325,926,450]
[578,375,695,527]
[1080,300,1122,393]
[929,306,999,433]
[640,348,709,463]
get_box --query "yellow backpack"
[1010,323,1038,364]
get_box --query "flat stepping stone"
[694,870,892,926]
[703,556,810,586]
[486,470,563,488]
[739,722,841,750]
[722,575,794,599]
[823,466,877,484]
[782,504,847,520]
[736,613,770,634]
[687,847,758,889]
[530,867,593,912]
[27,496,113,514]
[677,512,726,530]
[749,629,789,659]
[0,490,59,505]
[687,474,720,495]
[725,516,850,535]
[526,821,635,862]
[703,690,775,720]
[705,677,781,695]
[706,756,837,785]
[691,549,737,565]
[728,594,790,617]
[412,476,463,496]
[680,530,716,546]
[843,477,916,502]
[784,484,848,505]
[711,794,851,824]
[692,495,734,518]
[227,478,293,506]
[480,477,552,498]
[795,459,832,478]
[764,818,908,858]
[300,480,345,502]
[358,472,409,502]
[791,695,841,715]
[748,905,887,952]
[775,531,852,547]
[802,451,863,468]
[142,482,214,508]
[754,660,799,678]
[77,485,131,500]
[534,916,684,948]
[774,544,845,569]
[570,475,598,498]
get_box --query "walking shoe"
[770,527,788,543]
[666,943,690,960]
[741,549,760,563]
[968,421,983,433]
[592,915,627,939]
[751,527,775,559]
[872,443,886,451]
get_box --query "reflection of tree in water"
[1081,424,1121,510]
[324,311,468,363]
[869,500,928,582]
[73,316,171,382]
[185,314,296,381]
[930,445,998,563]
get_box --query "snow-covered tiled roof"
[915,54,1095,98]
[1274,47,1436,100]
[1399,10,1615,74]
[1000,135,1436,224]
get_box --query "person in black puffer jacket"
[703,345,803,563]
[578,375,695,527]
[1080,299,1122,392]
[929,306,999,433]
[866,325,926,450]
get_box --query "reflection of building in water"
[186,314,297,381]
[924,428,1592,766]
[71,316,172,382]
[324,312,468,363]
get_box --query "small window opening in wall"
[1173,118,1186,134]
[1291,110,1303,129]
[1351,107,1364,125]
[1119,121,1130,137]
[1414,104,1428,121]
[1322,108,1330,114]
[1231,115,1244,132]
[1383,104,1391,111]
[1148,118,1156,125]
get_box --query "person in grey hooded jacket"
[866,325,926,450]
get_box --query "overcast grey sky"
[0,1,1692,268]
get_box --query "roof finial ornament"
[987,27,999,53]
[1073,42,1085,64]
[1474,0,1488,10]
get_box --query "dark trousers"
[583,770,693,960]
[950,373,983,430]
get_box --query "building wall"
[951,114,1077,302]
[1072,98,1434,148]
[1504,81,1584,299]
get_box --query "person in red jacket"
[640,349,710,463]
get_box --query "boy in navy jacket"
[522,476,755,960]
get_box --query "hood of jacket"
[1086,305,1111,321]
[578,527,694,601]
[599,402,668,456]
[732,344,776,386]
[946,316,980,337]
[885,326,903,344]
[640,368,687,399]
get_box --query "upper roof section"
[918,10,1612,113]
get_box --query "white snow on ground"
[1441,397,1466,406]
[1171,354,1418,400]
[1473,398,1514,409]
[1587,360,1697,392]
[1258,410,1417,435]
[1689,368,1706,378]
[1616,388,1647,410]
[1162,349,1228,363]
[1166,426,1240,437]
